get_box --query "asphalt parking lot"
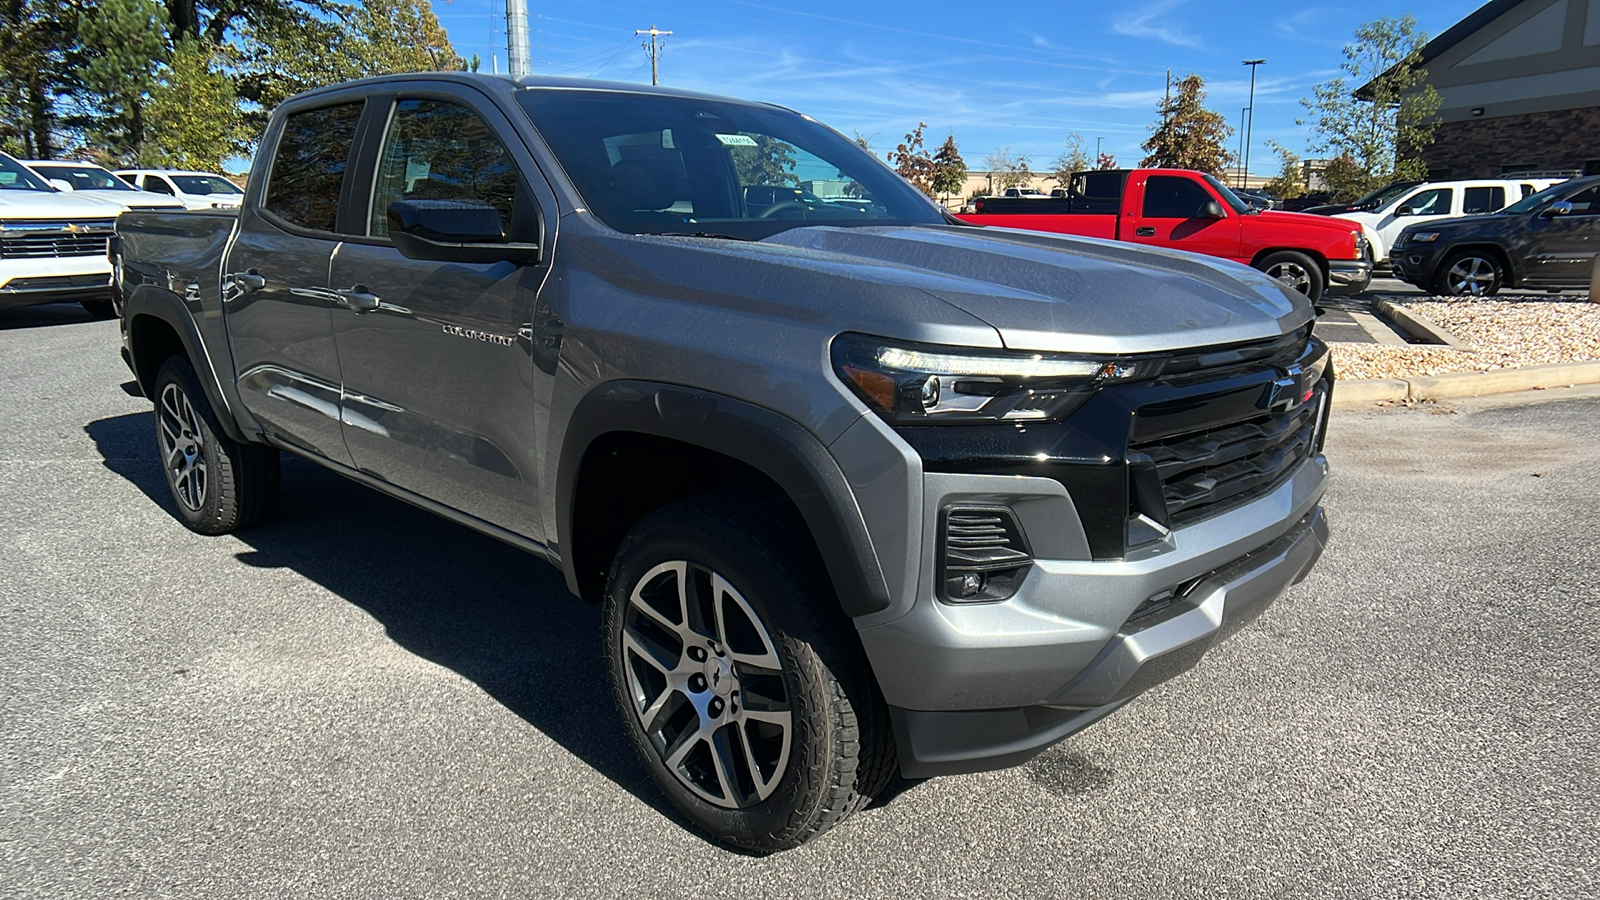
[3,304,1597,899]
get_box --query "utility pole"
[1241,59,1265,190]
[1163,68,1171,131]
[1096,136,1104,162]
[636,25,673,85]
[506,0,531,77]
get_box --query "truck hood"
[1259,208,1364,235]
[761,225,1310,354]
[0,189,130,219]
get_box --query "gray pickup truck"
[115,72,1332,852]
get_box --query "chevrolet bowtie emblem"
[65,223,88,234]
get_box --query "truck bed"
[116,209,238,306]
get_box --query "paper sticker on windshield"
[715,134,758,146]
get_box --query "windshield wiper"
[657,231,753,241]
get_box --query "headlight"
[831,334,1160,424]
[1410,232,1440,243]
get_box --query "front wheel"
[152,355,280,534]
[1256,250,1326,304]
[603,498,894,853]
[1434,250,1503,296]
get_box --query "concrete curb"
[1375,299,1470,349]
[1334,359,1600,407]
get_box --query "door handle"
[1135,226,1157,237]
[335,287,381,312]
[235,270,266,291]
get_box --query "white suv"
[24,160,187,212]
[0,151,132,318]
[1335,177,1564,261]
[113,169,244,210]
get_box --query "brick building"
[1385,0,1600,178]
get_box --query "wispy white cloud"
[1111,0,1202,49]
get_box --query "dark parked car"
[1389,175,1600,295]
[1280,191,1334,212]
[1298,181,1422,216]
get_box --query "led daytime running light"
[875,346,1102,379]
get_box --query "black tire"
[152,355,280,534]
[80,296,116,319]
[603,497,895,853]
[1433,249,1503,297]
[1256,250,1326,304]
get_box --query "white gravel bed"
[1329,293,1600,380]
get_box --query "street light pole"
[1242,59,1265,190]
[1096,136,1103,163]
[1237,108,1248,188]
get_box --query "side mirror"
[1201,200,1227,219]
[386,199,540,265]
[48,178,73,192]
[1542,200,1574,218]
[1394,204,1414,217]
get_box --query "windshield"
[171,174,242,195]
[1200,173,1250,214]
[1358,182,1418,210]
[515,90,943,238]
[1501,181,1573,215]
[0,154,55,192]
[31,164,138,191]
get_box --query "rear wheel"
[603,497,894,853]
[1256,251,1325,303]
[1434,250,1503,296]
[152,355,280,534]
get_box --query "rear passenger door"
[328,88,558,540]
[1523,185,1600,287]
[226,99,366,466]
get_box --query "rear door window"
[1141,175,1213,218]
[263,102,365,233]
[143,175,175,195]
[1463,186,1505,214]
[1565,186,1600,214]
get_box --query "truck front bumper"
[861,455,1330,778]
[1324,257,1372,294]
[0,258,113,311]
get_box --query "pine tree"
[1141,74,1233,175]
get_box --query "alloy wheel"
[1267,261,1312,295]
[158,382,207,511]
[620,560,793,809]
[1446,256,1497,295]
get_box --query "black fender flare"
[123,284,258,444]
[556,380,892,617]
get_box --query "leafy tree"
[144,37,237,170]
[1299,15,1440,201]
[0,0,75,157]
[930,134,966,201]
[1262,141,1304,199]
[887,122,937,197]
[984,147,1032,190]
[732,135,797,186]
[1049,133,1088,189]
[1096,151,1117,170]
[1141,73,1233,175]
[851,130,874,153]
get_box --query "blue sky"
[434,0,1486,175]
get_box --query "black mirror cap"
[388,198,505,242]
[1202,200,1227,219]
[387,199,540,265]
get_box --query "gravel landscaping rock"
[1329,293,1600,380]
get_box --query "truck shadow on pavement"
[84,411,693,831]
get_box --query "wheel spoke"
[621,629,678,677]
[636,682,678,733]
[708,726,742,804]
[662,725,702,771]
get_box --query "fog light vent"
[939,506,1032,603]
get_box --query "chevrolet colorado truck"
[957,168,1372,303]
[114,73,1332,852]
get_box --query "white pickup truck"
[0,151,151,318]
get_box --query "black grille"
[0,222,116,259]
[939,507,1032,602]
[1132,384,1324,528]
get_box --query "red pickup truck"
[958,169,1372,302]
